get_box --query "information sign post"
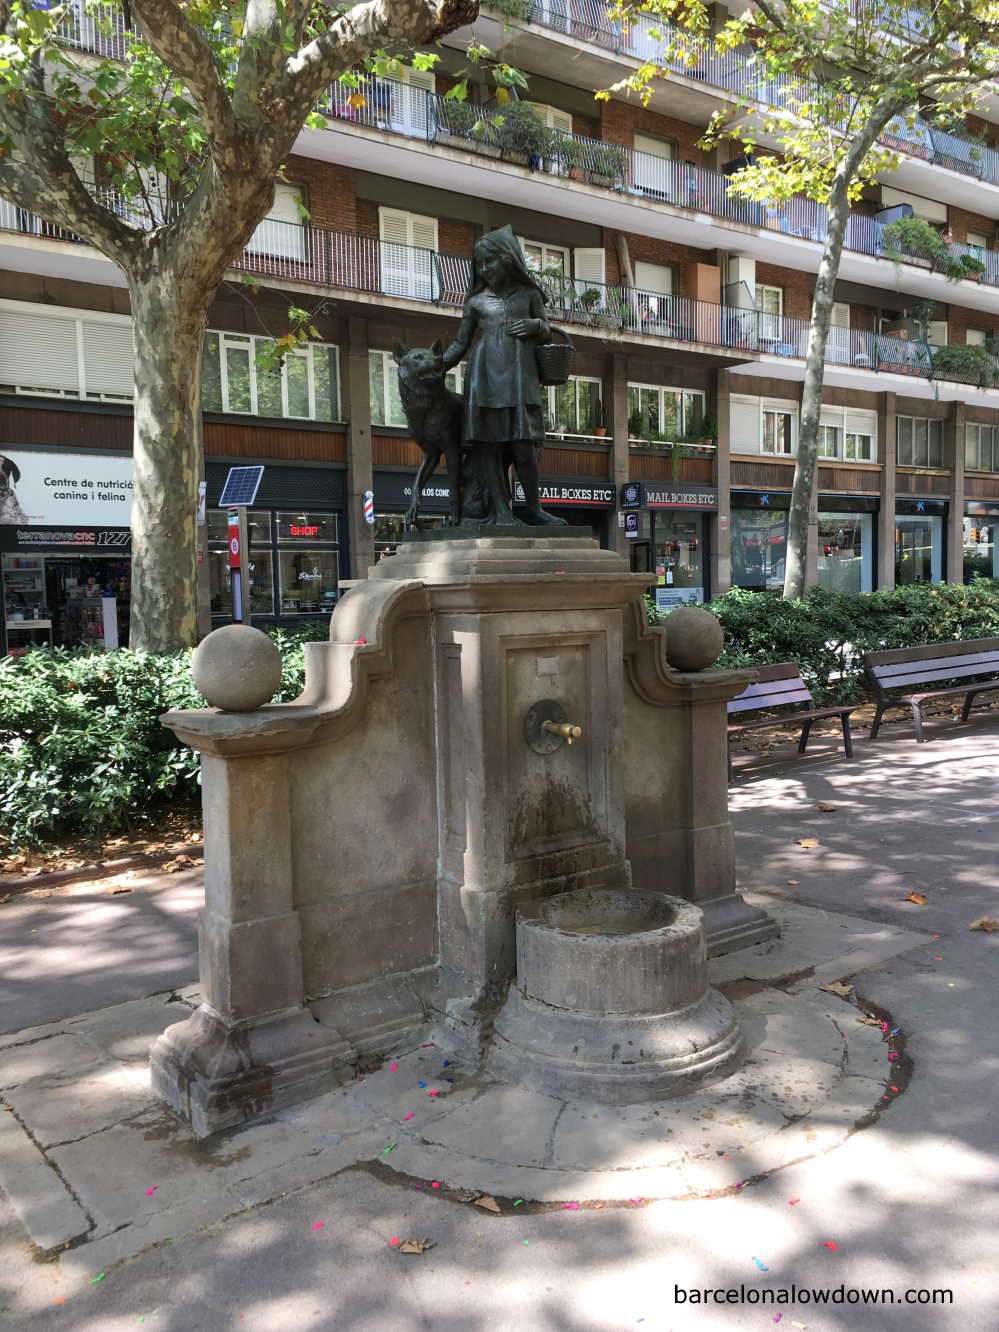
[219,466,265,627]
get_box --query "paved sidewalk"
[2,721,998,1329]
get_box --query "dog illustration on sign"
[392,339,463,528]
[0,456,28,523]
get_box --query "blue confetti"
[752,1257,770,1271]
[442,1060,450,1068]
[446,1077,454,1083]
[418,1081,427,1088]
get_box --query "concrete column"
[946,399,966,585]
[878,392,897,589]
[712,368,732,595]
[608,351,630,558]
[345,316,374,578]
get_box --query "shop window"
[374,511,446,558]
[895,514,943,584]
[964,517,999,580]
[897,416,943,468]
[762,409,794,455]
[277,548,339,615]
[368,349,462,427]
[965,423,999,472]
[817,513,873,593]
[207,509,272,545]
[627,384,705,441]
[651,513,705,596]
[731,509,788,590]
[546,377,602,435]
[275,511,338,543]
[202,332,339,421]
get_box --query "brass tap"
[542,720,583,745]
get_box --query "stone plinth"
[489,889,742,1103]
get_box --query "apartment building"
[4,2,999,650]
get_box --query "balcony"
[2,202,997,404]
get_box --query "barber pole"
[363,489,375,525]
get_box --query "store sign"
[624,512,641,540]
[513,482,616,506]
[621,482,643,509]
[620,482,718,510]
[0,449,133,526]
[655,587,705,609]
[0,525,131,552]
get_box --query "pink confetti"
[431,1182,441,1189]
[428,1088,439,1097]
[774,1316,783,1324]
[420,1043,433,1048]
[554,570,567,575]
[890,1085,900,1092]
[628,1197,642,1203]
[354,638,368,645]
[389,1236,400,1247]
[311,1222,325,1231]
[563,1202,580,1210]
[390,1063,398,1071]
[888,1051,900,1061]
[824,1241,839,1251]
[404,1112,415,1121]
[144,1186,158,1196]
[788,1198,801,1206]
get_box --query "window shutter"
[549,106,574,135]
[729,395,761,452]
[574,247,606,285]
[634,133,675,160]
[403,67,436,94]
[967,329,986,346]
[379,207,411,246]
[927,321,948,347]
[830,301,850,326]
[247,184,305,259]
[0,309,81,394]
[634,261,673,295]
[845,408,878,438]
[379,208,437,300]
[81,320,134,398]
[409,213,439,252]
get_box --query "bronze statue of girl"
[443,226,567,525]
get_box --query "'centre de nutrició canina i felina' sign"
[0,449,133,526]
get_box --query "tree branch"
[271,0,480,125]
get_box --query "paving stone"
[0,1106,92,1251]
[419,1084,563,1167]
[67,995,193,1063]
[231,1131,384,1208]
[0,1033,105,1090]
[5,1060,160,1149]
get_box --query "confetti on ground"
[382,1142,396,1154]
[442,1060,450,1067]
[948,983,956,988]
[563,1202,581,1209]
[752,1257,770,1271]
[774,1316,783,1324]
[354,638,367,645]
[420,1043,433,1048]
[398,1238,434,1254]
[403,1112,415,1121]
[513,1199,524,1206]
[428,1088,439,1097]
[431,1182,441,1189]
[90,1274,106,1284]
[890,1085,900,1092]
[888,1052,900,1061]
[418,1081,427,1088]
[788,1198,801,1206]
[144,1186,158,1196]
[475,1195,501,1213]
[796,837,821,849]
[53,1298,65,1304]
[389,1237,400,1247]
[969,917,999,932]
[934,956,943,961]
[629,1197,642,1203]
[824,1241,839,1251]
[389,1063,398,1071]
[311,1222,325,1231]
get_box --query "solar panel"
[219,465,264,508]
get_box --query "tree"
[0,0,477,650]
[608,0,999,597]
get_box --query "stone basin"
[489,888,743,1104]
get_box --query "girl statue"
[442,226,567,526]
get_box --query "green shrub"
[647,582,999,704]
[0,625,327,849]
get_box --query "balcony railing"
[3,200,994,391]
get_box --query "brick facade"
[599,100,708,165]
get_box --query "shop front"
[963,502,999,581]
[731,492,877,593]
[1,447,132,655]
[895,498,946,585]
[621,481,717,606]
[205,461,346,622]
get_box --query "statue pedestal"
[153,535,775,1135]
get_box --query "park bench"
[727,662,857,780]
[863,637,999,742]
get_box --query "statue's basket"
[536,327,575,386]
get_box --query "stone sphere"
[191,625,283,712]
[663,606,724,672]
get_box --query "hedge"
[0,625,328,849]
[649,581,999,703]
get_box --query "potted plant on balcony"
[583,142,628,190]
[881,216,947,271]
[931,343,996,387]
[435,99,485,153]
[494,102,552,168]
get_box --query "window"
[246,184,306,262]
[964,516,999,580]
[207,509,275,617]
[731,509,788,591]
[755,284,783,341]
[818,425,842,459]
[818,512,873,593]
[846,431,874,461]
[896,514,943,584]
[819,406,877,461]
[627,384,706,441]
[967,230,991,252]
[546,376,602,435]
[520,239,570,275]
[379,208,438,302]
[0,299,134,401]
[763,408,794,455]
[201,332,339,421]
[634,133,677,194]
[208,506,341,618]
[966,423,999,472]
[967,329,987,347]
[897,416,943,468]
[368,349,461,427]
[528,103,574,135]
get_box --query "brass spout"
[542,720,583,745]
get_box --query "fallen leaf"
[786,879,800,886]
[818,981,852,998]
[817,803,838,812]
[969,916,999,932]
[160,854,195,874]
[474,1195,501,1213]
[110,886,132,895]
[904,892,928,905]
[398,1238,434,1254]
[796,837,821,849]
[856,1015,880,1026]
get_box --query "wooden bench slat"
[729,688,814,714]
[870,661,999,689]
[870,649,999,679]
[729,705,855,733]
[864,637,999,667]
[731,675,815,699]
